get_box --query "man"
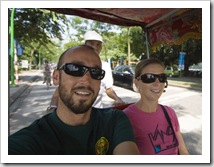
[47,31,124,112]
[42,60,52,86]
[8,45,140,155]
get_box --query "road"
[9,74,202,155]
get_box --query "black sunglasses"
[137,73,167,83]
[58,63,105,80]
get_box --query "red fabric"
[148,9,202,50]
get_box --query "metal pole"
[10,8,16,87]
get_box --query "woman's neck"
[136,100,159,113]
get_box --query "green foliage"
[9,8,66,45]
[128,26,146,59]
[150,38,202,76]
[182,39,202,75]
[63,40,83,50]
[63,16,202,71]
[10,10,201,73]
[9,8,67,68]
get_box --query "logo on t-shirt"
[148,125,178,154]
[95,137,109,155]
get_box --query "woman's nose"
[154,77,160,83]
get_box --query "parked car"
[164,66,180,77]
[188,63,202,77]
[112,65,137,92]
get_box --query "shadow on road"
[182,129,202,155]
[9,78,55,135]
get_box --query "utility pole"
[10,8,16,87]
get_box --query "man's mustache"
[73,86,94,93]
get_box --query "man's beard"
[58,78,97,114]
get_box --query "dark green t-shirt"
[8,108,135,155]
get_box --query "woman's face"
[135,63,166,102]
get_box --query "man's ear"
[53,69,60,86]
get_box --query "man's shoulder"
[8,113,61,155]
[10,113,53,136]
[92,107,127,119]
[93,107,123,112]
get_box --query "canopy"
[48,8,202,51]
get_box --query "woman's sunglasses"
[58,63,105,80]
[136,73,167,83]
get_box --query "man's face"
[54,47,102,114]
[85,40,102,55]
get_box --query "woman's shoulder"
[159,104,177,117]
[160,105,175,112]
[123,103,136,114]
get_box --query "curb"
[168,83,202,91]
[9,75,40,105]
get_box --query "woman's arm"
[177,131,189,155]
[113,141,140,155]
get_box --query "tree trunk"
[29,50,35,71]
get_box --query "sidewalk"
[167,76,202,91]
[9,70,42,105]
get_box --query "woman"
[123,58,189,155]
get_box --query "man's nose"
[81,70,92,81]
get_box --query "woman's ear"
[163,80,168,93]
[53,69,59,86]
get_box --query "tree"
[149,38,202,76]
[43,15,202,74]
[63,16,125,62]
[9,8,67,69]
[182,39,202,75]
[128,26,146,59]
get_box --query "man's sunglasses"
[136,73,167,83]
[58,63,105,80]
